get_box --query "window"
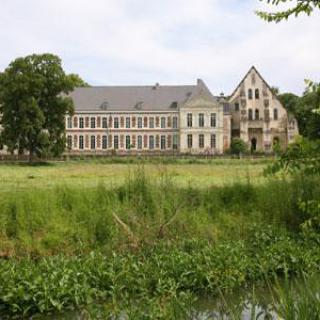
[138,117,143,128]
[149,117,154,128]
[114,135,119,149]
[255,89,260,99]
[90,136,96,149]
[137,136,143,149]
[161,135,166,150]
[210,113,216,127]
[172,116,178,129]
[211,134,216,148]
[255,109,260,120]
[274,109,278,120]
[248,89,253,100]
[199,134,204,149]
[161,117,166,128]
[235,103,240,111]
[114,117,119,128]
[102,135,108,149]
[187,113,192,127]
[126,135,131,149]
[187,134,193,148]
[248,109,253,121]
[79,136,84,149]
[173,135,178,150]
[90,117,96,129]
[67,117,72,129]
[102,117,107,128]
[199,113,204,127]
[126,117,131,129]
[67,135,72,149]
[79,117,84,128]
[149,136,154,149]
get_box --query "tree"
[0,54,75,162]
[256,0,320,22]
[270,86,280,95]
[68,73,90,87]
[230,138,248,157]
[278,92,299,115]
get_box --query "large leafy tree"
[256,0,320,22]
[0,54,75,161]
[68,73,90,87]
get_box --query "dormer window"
[171,101,178,108]
[135,101,144,110]
[100,101,109,110]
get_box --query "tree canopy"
[68,73,90,87]
[256,0,320,22]
[0,53,76,161]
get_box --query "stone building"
[229,66,298,152]
[65,79,226,155]
[0,66,298,155]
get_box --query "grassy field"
[0,158,270,191]
[1,158,319,319]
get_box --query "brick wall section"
[156,135,160,149]
[120,117,124,128]
[132,117,136,128]
[120,135,124,148]
[109,116,113,128]
[85,135,89,148]
[97,117,101,128]
[108,135,112,148]
[132,135,136,148]
[73,117,78,128]
[167,135,172,148]
[167,116,171,128]
[144,135,148,148]
[156,116,160,127]
[97,135,101,148]
[144,117,148,128]
[85,117,89,128]
[74,135,78,148]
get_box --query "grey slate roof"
[69,79,218,112]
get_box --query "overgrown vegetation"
[0,165,320,318]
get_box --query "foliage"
[0,167,319,317]
[67,73,90,87]
[229,138,248,156]
[256,0,320,22]
[278,92,299,115]
[0,54,75,161]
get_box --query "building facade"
[229,66,298,152]
[0,66,299,156]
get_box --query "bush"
[229,138,248,156]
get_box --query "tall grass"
[1,168,320,317]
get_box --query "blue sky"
[0,0,319,95]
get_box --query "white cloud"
[0,0,319,95]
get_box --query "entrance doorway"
[251,137,257,152]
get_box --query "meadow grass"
[0,158,269,192]
[0,160,319,318]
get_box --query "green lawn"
[0,158,271,191]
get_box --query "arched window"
[255,89,259,99]
[248,109,253,120]
[273,109,278,120]
[248,89,253,100]
[255,109,259,120]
